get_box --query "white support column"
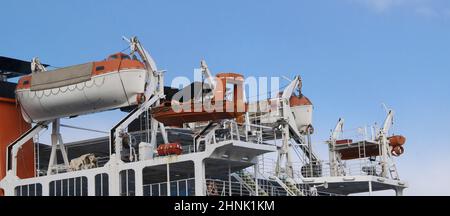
[108,156,120,196]
[57,135,70,168]
[254,162,259,196]
[42,180,49,196]
[380,137,389,178]
[88,175,96,196]
[47,119,70,175]
[276,124,293,179]
[395,187,404,196]
[166,163,171,196]
[6,188,14,196]
[228,164,232,196]
[135,167,143,196]
[368,181,372,196]
[194,159,205,196]
[47,143,57,175]
[159,122,169,144]
[150,118,159,159]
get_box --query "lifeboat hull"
[291,104,313,134]
[152,101,245,126]
[16,69,147,123]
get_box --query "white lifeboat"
[290,94,313,134]
[16,53,148,123]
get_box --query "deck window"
[119,169,135,196]
[49,176,88,196]
[95,173,109,196]
[14,183,42,196]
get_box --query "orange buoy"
[389,135,406,146]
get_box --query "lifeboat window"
[109,54,119,60]
[121,54,131,60]
[96,66,105,71]
[23,80,30,85]
[95,173,109,196]
[14,183,42,196]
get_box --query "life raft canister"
[157,143,183,156]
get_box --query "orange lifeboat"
[389,135,406,157]
[16,53,147,123]
[152,73,246,126]
[157,143,183,156]
[389,135,406,146]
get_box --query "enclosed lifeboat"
[258,93,314,135]
[290,94,314,134]
[152,73,246,126]
[16,53,147,123]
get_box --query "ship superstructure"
[0,37,407,196]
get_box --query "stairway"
[284,178,304,196]
[232,171,268,196]
[269,176,303,196]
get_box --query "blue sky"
[1,0,450,195]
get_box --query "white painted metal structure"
[0,37,408,196]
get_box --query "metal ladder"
[358,141,366,158]
[269,176,301,196]
[232,171,268,196]
[283,178,304,196]
[388,161,400,180]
